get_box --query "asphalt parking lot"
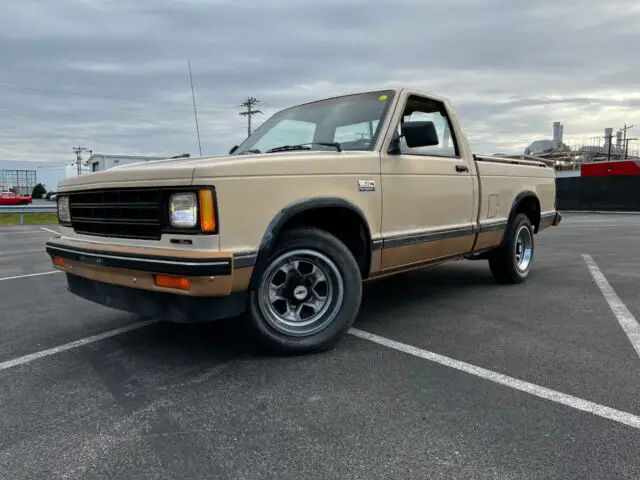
[1,214,639,480]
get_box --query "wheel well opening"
[279,207,371,278]
[516,196,541,232]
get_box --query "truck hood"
[58,151,378,191]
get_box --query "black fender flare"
[249,197,373,290]
[500,191,541,245]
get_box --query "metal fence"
[0,205,57,225]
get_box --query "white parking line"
[40,226,59,235]
[583,254,640,358]
[0,319,159,372]
[0,271,62,282]
[349,328,640,430]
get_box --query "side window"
[396,97,459,158]
[251,118,316,152]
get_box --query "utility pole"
[239,97,262,137]
[72,146,91,175]
[624,138,637,160]
[620,124,634,159]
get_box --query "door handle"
[456,165,469,173]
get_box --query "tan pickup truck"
[46,88,561,354]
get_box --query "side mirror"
[402,121,439,148]
[228,145,238,155]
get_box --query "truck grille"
[69,188,164,240]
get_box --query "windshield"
[232,90,396,155]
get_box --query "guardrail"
[0,205,58,224]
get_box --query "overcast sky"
[1,0,638,164]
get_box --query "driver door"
[380,94,477,271]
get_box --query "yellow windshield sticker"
[378,95,388,101]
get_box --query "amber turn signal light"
[199,189,216,233]
[52,256,65,267]
[154,274,191,290]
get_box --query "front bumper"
[45,239,253,321]
[65,273,248,323]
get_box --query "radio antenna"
[188,59,203,156]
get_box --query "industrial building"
[523,121,638,175]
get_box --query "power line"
[238,97,263,137]
[0,82,238,112]
[72,146,92,176]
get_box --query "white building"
[86,153,181,173]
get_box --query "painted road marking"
[40,226,59,235]
[1,315,638,431]
[349,328,640,430]
[0,271,62,282]
[583,254,640,358]
[0,319,159,372]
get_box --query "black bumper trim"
[66,274,247,323]
[46,242,232,277]
[233,251,258,268]
[553,211,562,225]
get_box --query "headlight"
[57,196,70,223]
[169,192,198,228]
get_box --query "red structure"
[581,160,640,177]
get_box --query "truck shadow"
[121,262,497,362]
[358,262,496,325]
[81,262,500,403]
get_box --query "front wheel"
[247,227,362,355]
[488,213,534,284]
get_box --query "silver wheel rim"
[514,225,533,272]
[257,249,344,337]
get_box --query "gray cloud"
[0,0,638,165]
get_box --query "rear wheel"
[247,227,362,355]
[488,213,534,284]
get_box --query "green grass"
[0,212,59,225]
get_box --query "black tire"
[488,213,535,284]
[246,227,362,355]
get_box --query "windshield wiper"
[266,142,342,153]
